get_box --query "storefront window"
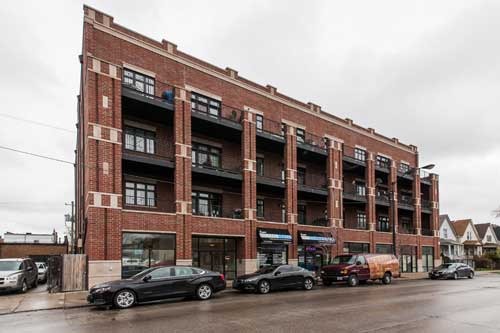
[422,246,434,272]
[400,245,418,273]
[375,244,393,254]
[192,237,237,280]
[298,245,324,273]
[257,244,287,268]
[121,232,175,278]
[343,242,370,254]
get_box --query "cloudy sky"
[0,0,499,239]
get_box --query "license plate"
[336,277,343,281]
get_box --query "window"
[422,246,434,272]
[298,205,306,225]
[257,199,264,219]
[191,92,221,117]
[150,267,174,279]
[399,162,410,174]
[123,69,155,95]
[297,167,306,185]
[355,182,366,196]
[487,235,492,242]
[281,123,286,137]
[256,115,263,132]
[378,216,390,232]
[192,191,221,217]
[356,256,366,265]
[354,148,366,162]
[376,244,393,254]
[192,143,221,169]
[356,212,367,230]
[280,163,285,182]
[125,127,156,154]
[296,128,305,143]
[174,267,194,277]
[125,182,156,207]
[443,228,448,239]
[281,203,286,223]
[401,217,412,233]
[376,155,391,169]
[256,158,264,176]
[343,242,370,254]
[466,231,472,240]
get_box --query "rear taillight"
[219,274,225,281]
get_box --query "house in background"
[452,219,482,266]
[475,223,499,255]
[439,215,464,262]
[0,230,67,262]
[3,230,59,244]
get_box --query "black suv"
[0,258,39,293]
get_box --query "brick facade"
[76,6,440,285]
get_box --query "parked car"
[36,262,47,283]
[87,266,226,309]
[233,265,316,294]
[0,258,38,293]
[429,263,474,280]
[321,254,400,287]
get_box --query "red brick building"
[76,6,440,286]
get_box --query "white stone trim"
[123,62,156,78]
[243,105,264,115]
[282,119,305,130]
[377,152,392,160]
[102,96,109,108]
[355,145,367,150]
[185,85,222,101]
[85,18,416,154]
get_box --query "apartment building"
[76,6,440,286]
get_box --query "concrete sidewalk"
[0,290,89,315]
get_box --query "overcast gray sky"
[0,0,499,239]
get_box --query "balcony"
[122,144,174,169]
[298,182,328,196]
[343,145,366,167]
[123,196,174,214]
[375,189,390,206]
[421,199,432,213]
[398,194,414,211]
[375,161,391,173]
[298,217,329,227]
[343,182,367,202]
[399,226,417,235]
[297,131,328,156]
[122,85,174,112]
[397,168,414,180]
[420,169,432,185]
[256,174,285,189]
[191,104,243,132]
[421,228,434,236]
[256,117,285,144]
[193,204,243,219]
[192,163,242,181]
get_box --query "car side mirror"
[274,271,281,276]
[356,261,362,266]
[142,275,152,282]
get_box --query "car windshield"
[130,267,155,279]
[437,264,455,269]
[0,261,22,271]
[331,255,357,265]
[255,266,277,274]
[37,263,44,268]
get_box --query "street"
[0,274,499,332]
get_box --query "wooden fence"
[47,254,87,292]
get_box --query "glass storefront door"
[400,245,417,273]
[257,243,288,268]
[192,237,237,280]
[298,245,324,273]
[121,232,176,278]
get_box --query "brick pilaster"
[389,160,399,255]
[284,124,298,260]
[430,174,440,259]
[242,109,257,260]
[327,137,343,257]
[366,152,376,252]
[413,169,422,235]
[174,87,192,263]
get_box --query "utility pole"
[65,201,75,254]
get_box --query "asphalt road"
[1,274,500,333]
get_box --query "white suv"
[0,258,38,293]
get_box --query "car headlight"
[5,274,21,282]
[320,270,325,274]
[93,286,111,293]
[245,277,259,283]
[340,269,348,275]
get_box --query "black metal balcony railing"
[191,162,242,176]
[343,182,367,201]
[343,144,367,166]
[257,117,285,141]
[123,139,174,160]
[297,131,328,154]
[257,174,285,187]
[420,169,432,184]
[191,104,243,129]
[123,196,173,213]
[421,199,432,211]
[193,204,243,219]
[376,189,390,204]
[399,227,416,235]
[298,217,329,227]
[421,228,434,236]
[122,84,174,106]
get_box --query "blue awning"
[299,232,336,244]
[258,228,292,243]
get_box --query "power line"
[0,145,75,165]
[0,113,75,134]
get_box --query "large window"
[123,69,155,95]
[296,128,305,143]
[298,204,306,225]
[124,127,155,154]
[343,242,370,254]
[399,162,410,174]
[257,199,264,219]
[192,143,221,169]
[256,158,264,176]
[121,232,175,278]
[376,155,391,169]
[422,246,434,272]
[297,167,306,185]
[192,237,236,280]
[354,148,366,162]
[192,191,221,217]
[356,212,367,230]
[401,217,412,233]
[125,182,156,207]
[376,244,393,254]
[191,92,221,117]
[355,182,366,196]
[378,215,390,232]
[256,114,263,132]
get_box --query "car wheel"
[113,289,136,309]
[196,284,213,300]
[347,274,359,287]
[322,279,332,286]
[257,280,271,294]
[303,277,314,291]
[20,280,28,293]
[453,272,458,280]
[468,271,474,279]
[382,272,392,285]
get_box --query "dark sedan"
[429,263,474,280]
[87,266,226,309]
[233,265,315,294]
